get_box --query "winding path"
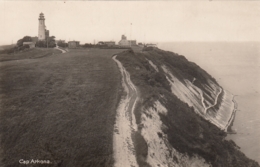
[55,45,66,53]
[112,55,138,167]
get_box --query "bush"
[17,36,32,47]
[36,41,46,48]
[22,45,30,49]
[57,42,68,48]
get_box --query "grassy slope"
[0,48,124,167]
[0,48,62,62]
[143,48,219,104]
[117,49,259,167]
[0,44,17,55]
[0,44,16,50]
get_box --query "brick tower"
[38,13,46,40]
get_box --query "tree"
[83,43,93,48]
[46,36,56,48]
[16,36,32,47]
[36,41,46,48]
[57,42,68,48]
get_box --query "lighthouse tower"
[38,13,46,40]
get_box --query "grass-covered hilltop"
[0,46,259,167]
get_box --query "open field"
[0,48,125,167]
[0,48,62,62]
[0,44,16,51]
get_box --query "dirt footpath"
[112,55,139,167]
[0,48,124,167]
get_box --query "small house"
[68,41,80,48]
[146,43,157,48]
[23,42,36,48]
[103,41,115,46]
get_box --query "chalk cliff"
[114,48,259,167]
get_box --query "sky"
[0,1,259,45]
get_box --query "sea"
[158,42,260,164]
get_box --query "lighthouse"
[38,13,46,40]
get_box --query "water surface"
[158,42,260,163]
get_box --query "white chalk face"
[159,41,260,163]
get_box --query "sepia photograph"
[0,1,259,167]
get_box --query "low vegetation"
[0,44,17,54]
[143,47,219,98]
[0,48,61,62]
[0,48,125,167]
[0,35,57,55]
[82,43,130,49]
[1,46,258,167]
[117,49,259,167]
[0,44,16,50]
[35,36,56,48]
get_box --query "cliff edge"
[113,48,259,167]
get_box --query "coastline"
[226,95,238,133]
[159,42,260,164]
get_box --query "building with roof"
[103,41,115,46]
[68,41,80,48]
[128,40,137,46]
[146,43,157,48]
[23,42,36,48]
[97,41,116,47]
[118,35,136,46]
